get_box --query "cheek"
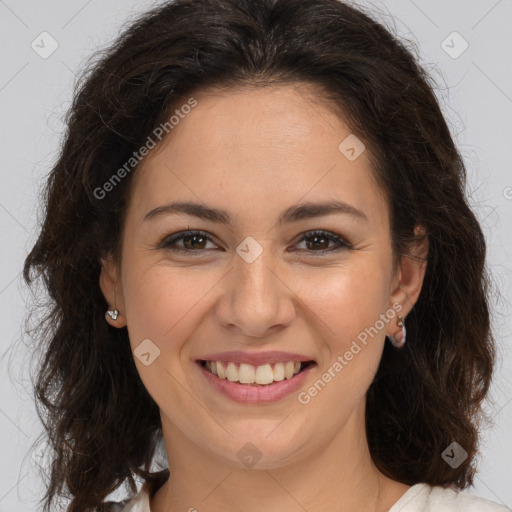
[294,259,390,344]
[121,262,222,359]
[121,265,215,412]
[122,253,391,351]
[297,269,389,409]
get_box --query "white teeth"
[216,361,226,379]
[203,360,308,385]
[226,362,238,382]
[284,361,295,379]
[255,364,274,385]
[273,362,285,381]
[238,363,255,384]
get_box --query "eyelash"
[158,229,351,255]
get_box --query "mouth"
[195,356,317,405]
[197,359,316,386]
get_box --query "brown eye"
[160,230,217,254]
[182,233,208,250]
[305,233,330,251]
[159,229,351,256]
[294,230,350,254]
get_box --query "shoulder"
[104,481,510,512]
[103,470,168,511]
[102,501,130,512]
[103,484,151,512]
[390,483,510,512]
[428,484,510,512]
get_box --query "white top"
[104,482,511,511]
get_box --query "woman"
[23,0,510,511]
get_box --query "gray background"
[0,0,511,510]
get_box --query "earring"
[105,287,119,321]
[105,308,119,321]
[389,314,406,348]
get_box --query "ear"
[99,253,127,328]
[387,225,428,339]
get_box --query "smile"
[200,360,314,385]
[196,359,317,404]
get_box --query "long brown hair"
[23,0,497,510]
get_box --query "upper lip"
[197,351,315,366]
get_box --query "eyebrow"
[143,199,369,225]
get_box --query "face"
[100,84,426,469]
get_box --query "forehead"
[127,84,388,230]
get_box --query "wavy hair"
[23,0,497,510]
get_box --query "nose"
[214,242,296,340]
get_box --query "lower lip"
[197,362,316,404]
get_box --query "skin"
[100,83,428,512]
